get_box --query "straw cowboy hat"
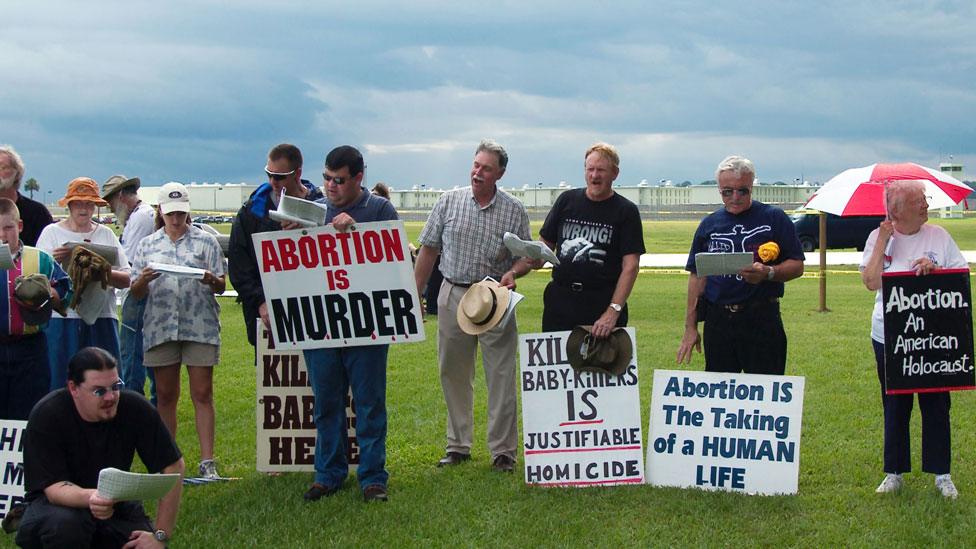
[59,177,108,207]
[566,326,633,376]
[456,280,511,335]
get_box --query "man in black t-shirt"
[539,143,645,336]
[16,347,184,548]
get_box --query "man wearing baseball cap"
[0,198,70,420]
[102,175,157,401]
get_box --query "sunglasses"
[88,379,125,398]
[323,174,348,186]
[265,167,296,181]
[719,187,751,197]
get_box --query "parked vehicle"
[193,222,230,257]
[791,212,885,252]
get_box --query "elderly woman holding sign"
[131,182,226,480]
[860,180,968,498]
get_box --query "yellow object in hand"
[758,241,780,263]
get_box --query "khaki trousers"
[437,279,518,460]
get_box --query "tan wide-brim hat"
[456,281,512,335]
[59,177,109,207]
[101,175,141,200]
[566,326,633,376]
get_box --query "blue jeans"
[46,317,120,390]
[303,345,389,490]
[0,334,49,420]
[120,294,156,404]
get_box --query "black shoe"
[363,484,388,503]
[437,452,471,467]
[492,455,515,473]
[303,482,339,501]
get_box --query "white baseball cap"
[157,182,190,215]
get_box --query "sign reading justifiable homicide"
[253,220,424,350]
[882,269,974,394]
[255,323,358,472]
[647,370,804,495]
[0,420,26,520]
[519,329,644,487]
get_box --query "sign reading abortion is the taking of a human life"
[0,420,26,520]
[882,269,974,394]
[519,329,644,487]
[647,370,804,495]
[253,220,425,350]
[255,323,359,472]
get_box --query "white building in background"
[136,180,821,212]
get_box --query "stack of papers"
[268,192,328,227]
[64,241,120,267]
[149,262,206,279]
[694,252,754,276]
[97,468,180,501]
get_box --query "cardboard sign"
[0,420,26,520]
[647,370,804,495]
[519,329,644,487]
[882,269,975,394]
[253,220,425,350]
[256,323,358,472]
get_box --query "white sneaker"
[198,459,219,480]
[876,473,903,493]
[935,474,958,499]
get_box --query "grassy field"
[4,271,968,547]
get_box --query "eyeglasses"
[719,187,751,197]
[87,379,125,398]
[323,174,348,186]
[265,167,296,181]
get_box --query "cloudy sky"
[4,1,974,200]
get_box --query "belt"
[718,297,779,313]
[554,280,612,293]
[445,278,472,288]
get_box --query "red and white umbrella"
[804,162,973,216]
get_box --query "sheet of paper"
[97,467,180,501]
[74,284,111,326]
[0,243,13,270]
[502,232,560,266]
[149,262,206,279]
[694,252,755,276]
[64,241,120,267]
[269,192,328,227]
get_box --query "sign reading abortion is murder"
[253,220,424,350]
[882,269,974,394]
[256,323,358,472]
[647,370,804,495]
[0,420,26,520]
[519,329,644,487]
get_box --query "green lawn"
[15,271,964,548]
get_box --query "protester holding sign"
[860,180,968,498]
[130,183,226,481]
[36,177,130,390]
[414,139,535,473]
[677,156,804,374]
[0,199,70,420]
[300,145,398,503]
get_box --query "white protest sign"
[647,370,804,495]
[519,329,644,487]
[253,220,425,350]
[0,420,26,520]
[256,323,358,472]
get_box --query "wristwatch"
[154,529,169,542]
[766,266,776,281]
[609,303,623,312]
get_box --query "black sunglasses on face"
[265,168,296,181]
[720,187,751,197]
[323,174,348,185]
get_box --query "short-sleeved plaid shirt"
[419,186,530,284]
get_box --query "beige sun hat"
[101,175,141,200]
[456,280,511,335]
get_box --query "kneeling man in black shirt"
[16,347,184,548]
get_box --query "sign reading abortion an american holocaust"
[0,420,25,520]
[519,329,644,487]
[647,370,804,495]
[882,269,974,394]
[255,323,358,472]
[253,220,424,350]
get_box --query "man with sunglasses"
[677,156,804,375]
[229,143,324,354]
[16,347,184,548]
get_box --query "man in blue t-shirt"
[677,156,805,375]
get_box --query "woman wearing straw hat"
[36,177,130,390]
